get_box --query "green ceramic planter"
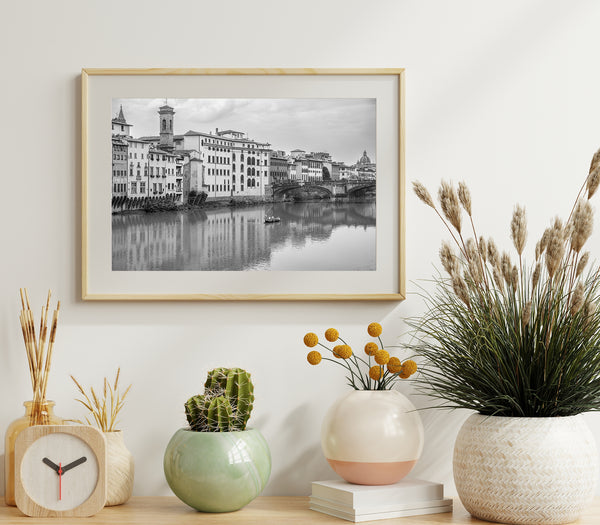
[163,428,271,512]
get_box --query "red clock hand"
[58,462,62,501]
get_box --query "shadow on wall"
[408,402,471,496]
[265,404,333,496]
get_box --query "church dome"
[358,150,372,165]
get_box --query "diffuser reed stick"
[18,288,60,424]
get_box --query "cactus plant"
[185,368,255,432]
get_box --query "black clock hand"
[61,456,87,473]
[42,457,60,474]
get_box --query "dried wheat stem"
[41,304,59,400]
[71,369,131,432]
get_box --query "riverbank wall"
[112,194,275,215]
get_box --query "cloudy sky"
[112,98,375,165]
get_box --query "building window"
[162,119,166,131]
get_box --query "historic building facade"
[269,151,289,184]
[111,105,132,136]
[112,137,128,197]
[111,101,376,207]
[355,150,376,179]
[112,104,184,204]
[181,128,271,199]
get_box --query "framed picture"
[82,68,405,300]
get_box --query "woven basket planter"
[454,413,598,525]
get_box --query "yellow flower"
[325,328,339,342]
[369,365,383,380]
[403,359,418,376]
[333,344,352,359]
[307,351,322,365]
[367,322,382,337]
[399,369,411,379]
[303,332,318,347]
[364,342,378,356]
[374,349,390,365]
[387,356,402,374]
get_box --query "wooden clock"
[14,425,107,517]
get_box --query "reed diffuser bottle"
[4,289,63,506]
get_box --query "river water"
[112,201,376,271]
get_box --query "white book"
[311,479,444,507]
[309,502,453,523]
[309,495,453,514]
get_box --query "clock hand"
[61,456,87,473]
[58,462,62,501]
[42,457,60,474]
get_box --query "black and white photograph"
[111,97,377,272]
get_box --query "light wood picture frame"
[82,68,405,301]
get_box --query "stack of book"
[310,478,452,522]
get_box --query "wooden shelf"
[1,496,599,524]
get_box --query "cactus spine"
[185,368,255,432]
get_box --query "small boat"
[264,216,281,223]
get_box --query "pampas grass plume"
[412,181,435,208]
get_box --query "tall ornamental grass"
[411,148,600,417]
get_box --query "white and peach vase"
[321,390,424,485]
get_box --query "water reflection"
[112,201,376,271]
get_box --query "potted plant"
[71,368,134,506]
[411,149,600,525]
[163,368,271,513]
[303,324,424,485]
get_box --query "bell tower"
[158,101,175,151]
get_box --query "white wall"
[2,0,600,498]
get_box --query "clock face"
[15,425,106,517]
[20,432,99,511]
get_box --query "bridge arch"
[346,182,376,198]
[271,180,375,200]
[273,183,333,200]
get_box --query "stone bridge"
[271,180,375,200]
